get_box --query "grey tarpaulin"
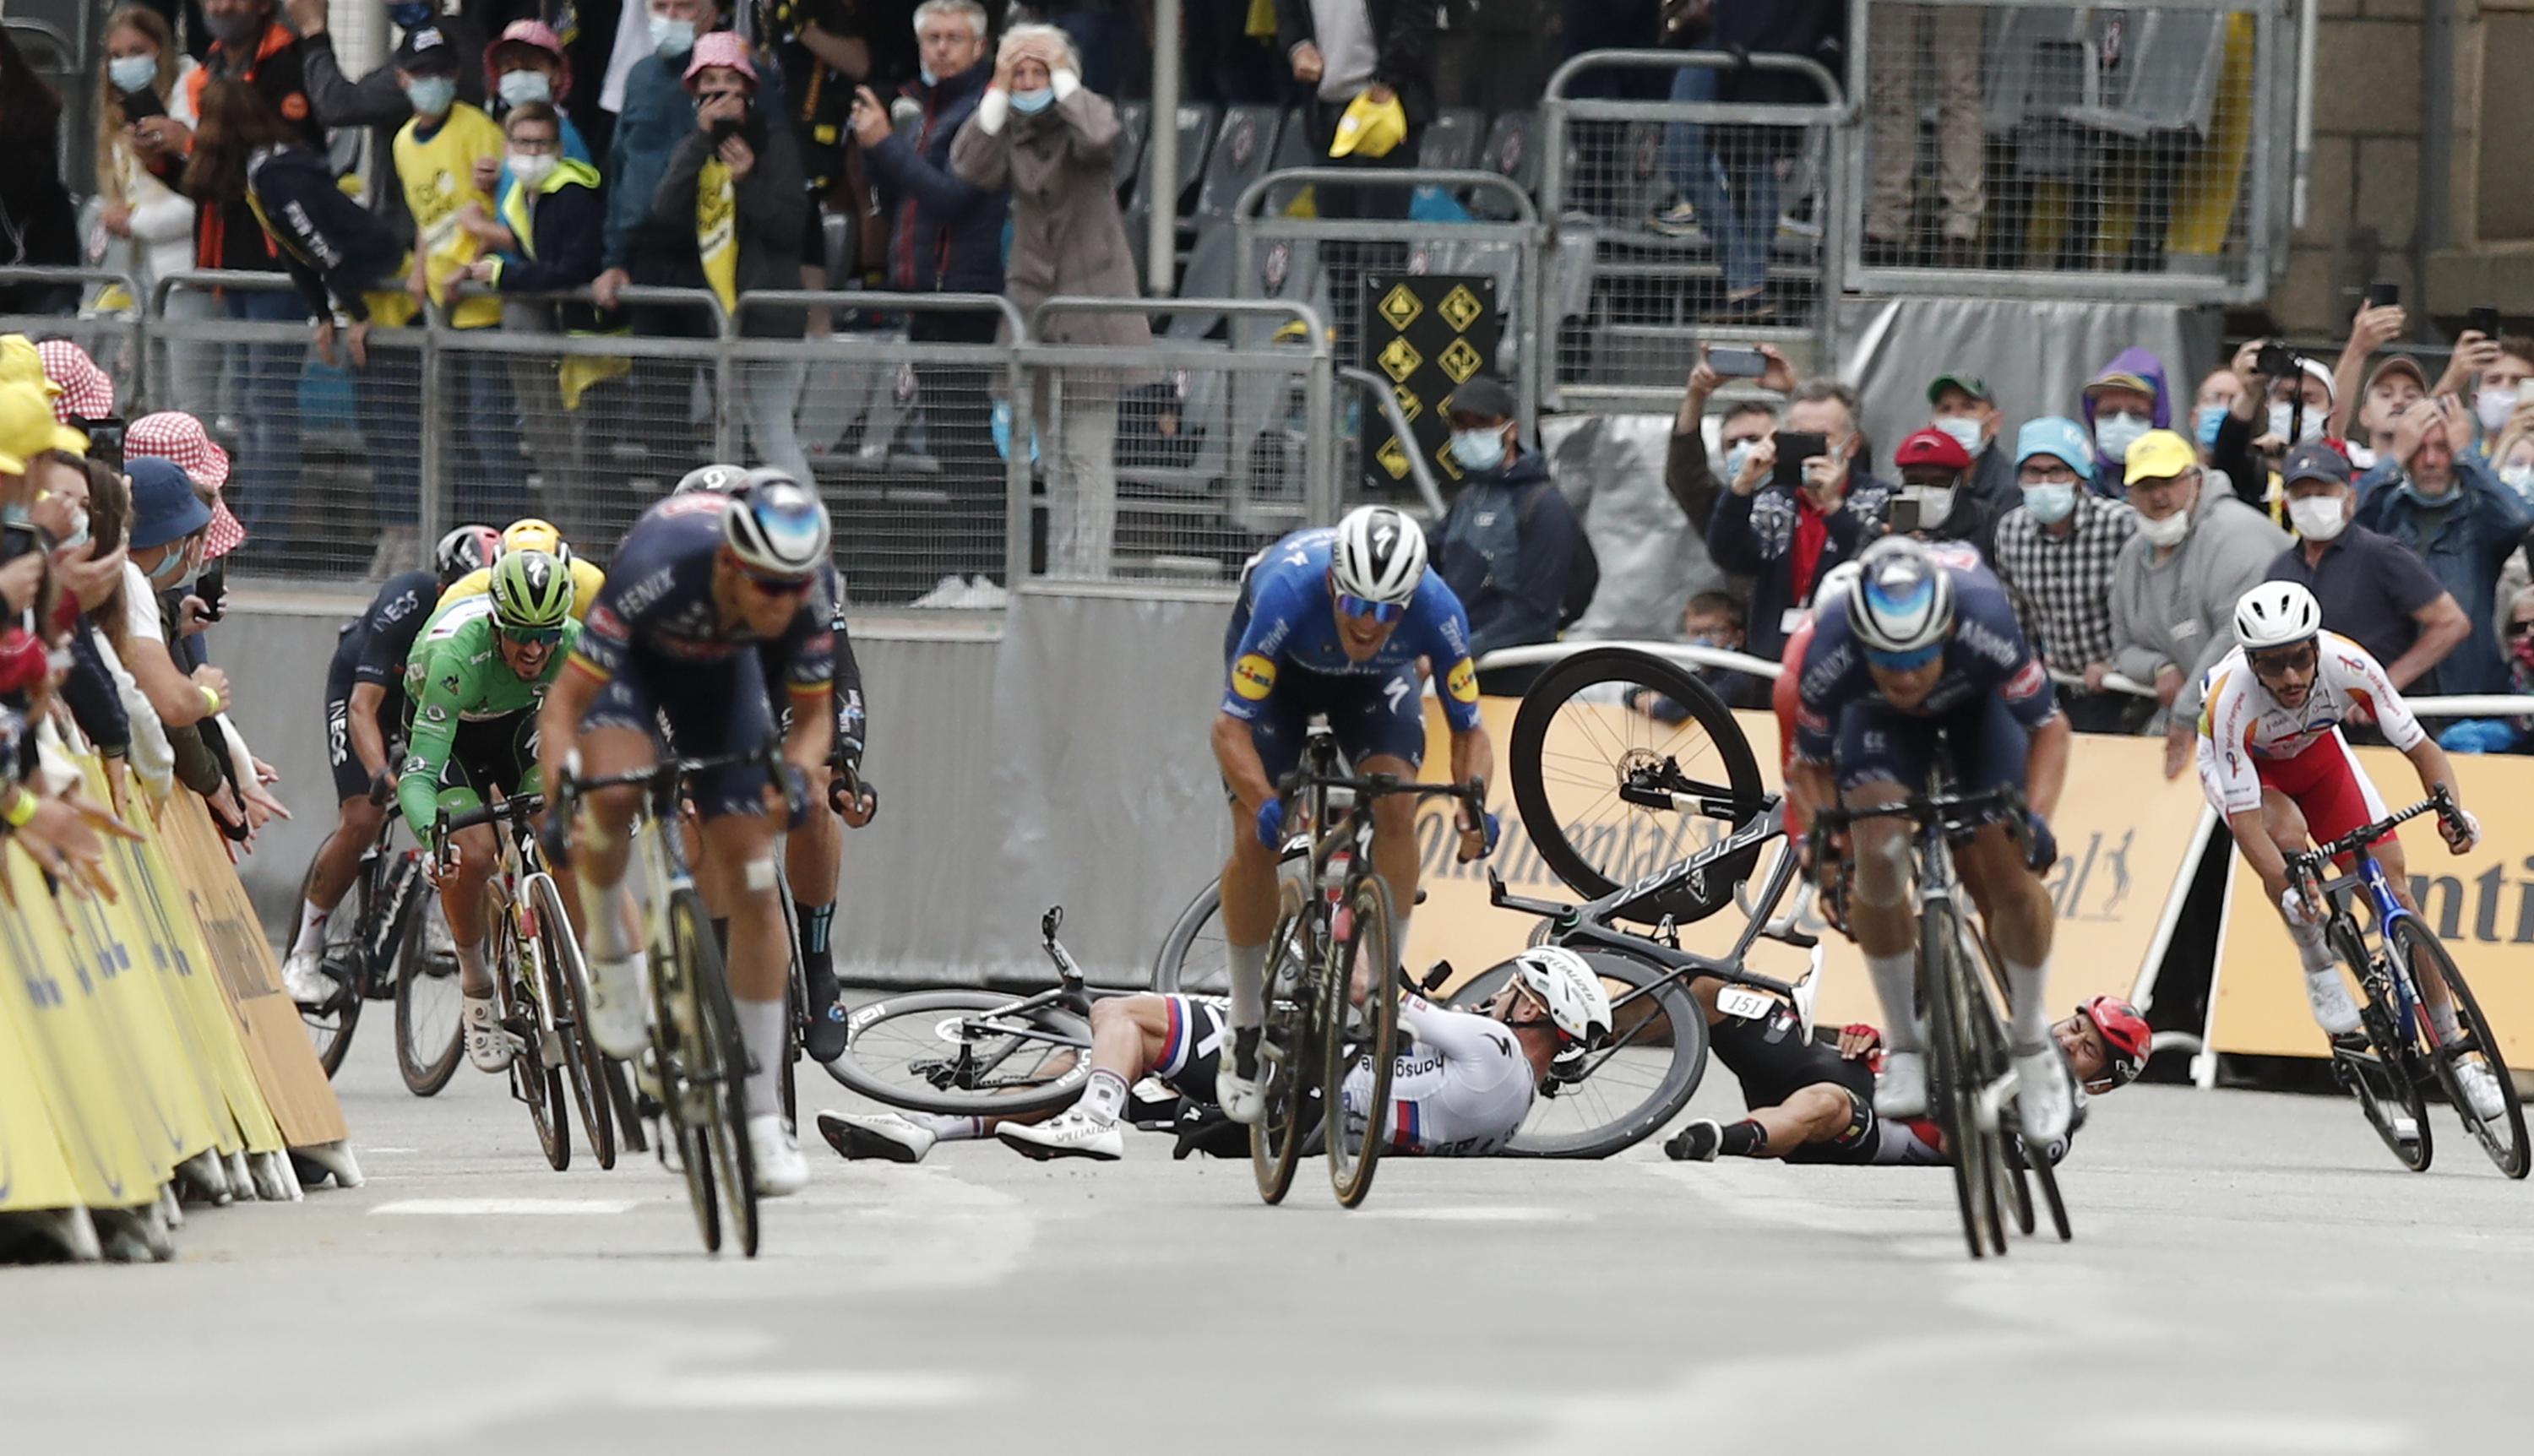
[1542,411,1720,641]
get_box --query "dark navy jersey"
[1792,553,2058,763]
[573,493,836,698]
[347,569,438,689]
[1222,527,1484,732]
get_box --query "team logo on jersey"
[1232,654,1276,701]
[2005,659,2047,700]
[1445,658,1478,704]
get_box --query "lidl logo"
[1233,653,1277,701]
[1446,658,1478,704]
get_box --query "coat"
[2353,454,2534,696]
[951,87,1151,349]
[2107,487,2289,722]
[867,61,1007,296]
[655,116,809,338]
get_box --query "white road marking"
[359,1146,419,1154]
[370,1198,641,1216]
[1350,1205,1590,1223]
[628,1371,996,1411]
[2091,1414,2412,1453]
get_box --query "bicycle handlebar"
[437,794,548,837]
[1807,783,2029,833]
[2286,786,2455,876]
[1279,770,1487,817]
[559,749,782,801]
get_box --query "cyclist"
[815,946,1613,1163]
[285,524,502,1006]
[1790,535,2076,1141]
[2194,581,2497,1116]
[437,517,608,622]
[536,476,839,1197]
[396,550,581,1071]
[1665,990,2148,1165]
[1211,506,1499,1126]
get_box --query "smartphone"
[75,416,125,469]
[1887,497,1923,535]
[1707,345,1768,379]
[2255,341,2295,378]
[710,115,746,144]
[119,86,165,123]
[2468,305,2502,339]
[1772,432,1827,489]
[2366,280,2400,309]
[193,562,226,624]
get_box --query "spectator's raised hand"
[2348,302,2406,356]
[1685,351,1722,401]
[470,155,500,197]
[848,85,890,148]
[718,134,756,182]
[1755,345,1798,395]
[2392,394,2461,465]
[1799,443,1847,509]
[1731,435,1775,496]
[2227,340,2267,421]
[697,89,747,132]
[2436,331,2504,398]
[128,116,188,158]
[54,541,126,612]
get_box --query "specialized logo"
[1232,653,1276,701]
[1445,658,1478,704]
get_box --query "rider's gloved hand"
[2021,811,2058,873]
[1254,796,1286,850]
[778,762,815,830]
[367,769,396,807]
[2278,885,2322,928]
[2440,804,2482,854]
[1476,809,1502,857]
[538,811,573,871]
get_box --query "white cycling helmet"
[1811,559,1864,614]
[1330,505,1428,606]
[1847,535,1955,660]
[722,469,832,580]
[1508,946,1614,1049]
[2234,580,2322,651]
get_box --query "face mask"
[1011,86,1055,114]
[2136,508,2192,549]
[508,151,557,188]
[2501,463,2534,500]
[2094,413,2149,464]
[919,67,938,87]
[649,15,696,56]
[1931,416,1983,458]
[1902,485,1955,530]
[2194,404,2228,450]
[57,506,90,553]
[389,2,436,30]
[2397,478,2460,509]
[109,55,158,94]
[1450,426,1508,474]
[205,8,261,44]
[2020,481,2076,526]
[498,69,552,107]
[1721,441,1754,484]
[406,75,456,117]
[2347,443,2379,472]
[2287,494,2346,542]
[147,546,193,587]
[2267,400,2321,444]
[2478,388,2520,435]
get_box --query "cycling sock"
[2430,1004,2461,1040]
[454,934,490,996]
[1720,1119,1768,1157]
[1865,953,1922,1052]
[1228,942,1268,1028]
[2003,957,2050,1046]
[1080,1068,1129,1126]
[579,876,638,964]
[914,1113,986,1142]
[1386,902,1412,973]
[291,898,330,957]
[736,996,786,1119]
[797,901,837,997]
[2287,916,2336,976]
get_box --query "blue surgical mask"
[1931,416,1984,458]
[2021,481,2077,525]
[1450,426,1508,474]
[389,2,436,31]
[405,74,456,117]
[147,545,192,587]
[2194,404,2228,449]
[498,69,552,107]
[2396,478,2461,509]
[109,55,158,94]
[2094,413,2149,464]
[649,15,696,57]
[1010,86,1054,115]
[919,67,938,87]
[1722,441,1754,484]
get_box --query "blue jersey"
[1221,527,1484,733]
[573,493,837,700]
[1792,555,2058,763]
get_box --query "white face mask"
[1931,416,1984,458]
[2500,463,2534,500]
[508,150,557,188]
[498,69,552,107]
[2267,399,2322,444]
[2478,388,2520,435]
[2287,493,2347,542]
[109,54,159,94]
[2135,508,2192,549]
[1901,485,1956,530]
[2095,413,2150,464]
[649,14,696,56]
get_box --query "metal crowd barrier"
[0,265,146,405]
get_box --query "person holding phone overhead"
[1665,342,1792,553]
[1705,378,1895,662]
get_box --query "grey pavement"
[7,1030,2528,1456]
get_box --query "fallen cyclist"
[814,947,1612,1163]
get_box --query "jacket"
[1438,448,1582,660]
[246,144,408,323]
[1705,470,1896,661]
[2107,487,2289,720]
[300,14,488,246]
[487,157,609,332]
[2353,455,2534,696]
[654,115,808,337]
[180,23,327,273]
[867,62,1008,296]
[2078,345,2173,497]
[1273,0,1440,124]
[1966,438,2018,513]
[1709,0,1842,156]
[951,85,1152,349]
[101,62,202,295]
[604,54,701,275]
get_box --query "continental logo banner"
[2210,742,2534,1068]
[1405,700,2210,1026]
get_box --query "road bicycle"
[294,811,462,1095]
[825,905,1097,1116]
[2289,788,2528,1178]
[432,795,618,1171]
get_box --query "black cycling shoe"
[1662,1119,1722,1163]
[802,964,848,1062]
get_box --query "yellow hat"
[0,382,86,475]
[0,335,61,399]
[1329,90,1407,160]
[2120,428,2198,487]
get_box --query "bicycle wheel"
[530,874,614,1171]
[298,853,362,1076]
[827,991,1094,1116]
[605,1057,649,1154]
[2329,921,2433,1173]
[1508,648,1766,920]
[778,879,802,1128]
[497,883,570,1173]
[688,913,759,1259]
[2390,917,2527,1178]
[394,893,465,1097]
[1443,949,1708,1158]
[1324,875,1398,1208]
[1922,899,1998,1259]
[2031,1144,2072,1241]
[658,888,721,1254]
[1251,879,1313,1206]
[1151,849,1311,996]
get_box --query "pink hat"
[128,411,246,558]
[36,339,113,423]
[682,31,758,90]
[486,19,573,103]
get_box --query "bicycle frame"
[2288,792,2456,1051]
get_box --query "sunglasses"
[2247,641,2318,679]
[502,626,564,648]
[2510,619,2534,639]
[1335,593,1404,624]
[744,571,814,597]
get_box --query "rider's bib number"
[1716,986,1777,1021]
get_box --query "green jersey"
[396,596,581,838]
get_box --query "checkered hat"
[127,411,246,557]
[36,340,113,423]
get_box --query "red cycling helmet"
[2076,996,2151,1092]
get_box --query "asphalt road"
[8,1033,2530,1456]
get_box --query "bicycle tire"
[661,888,722,1254]
[497,883,570,1173]
[2332,921,2433,1172]
[605,1057,648,1154]
[298,852,362,1076]
[2389,917,2528,1179]
[1508,648,1766,919]
[1922,898,1993,1259]
[1151,848,1311,996]
[778,878,802,1129]
[1959,920,2024,1255]
[1251,880,1313,1206]
[686,905,759,1259]
[531,874,615,1171]
[1326,875,1397,1208]
[826,990,1094,1116]
[394,894,465,1097]
[1442,949,1709,1158]
[2031,1144,2071,1241]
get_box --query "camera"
[2255,341,2296,379]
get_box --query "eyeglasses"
[744,571,814,597]
[1335,593,1404,624]
[2247,641,2318,679]
[2018,467,2080,486]
[501,625,563,648]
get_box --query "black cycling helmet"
[434,524,502,590]
[673,462,748,497]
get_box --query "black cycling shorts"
[1707,1008,1883,1165]
[324,630,405,805]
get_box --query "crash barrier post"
[0,741,356,1261]
[1017,296,1335,589]
[1540,50,1853,415]
[0,265,149,408]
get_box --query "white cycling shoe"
[748,1115,808,1198]
[463,996,514,1073]
[1874,1051,1928,1119]
[815,1110,936,1164]
[584,955,650,1061]
[2014,1044,2075,1144]
[998,1110,1123,1162]
[1217,1028,1266,1127]
[2306,970,2363,1037]
[2454,1062,2510,1122]
[281,948,337,1008]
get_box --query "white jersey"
[2194,632,2425,815]
[1339,997,1536,1157]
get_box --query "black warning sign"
[1358,274,1501,495]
